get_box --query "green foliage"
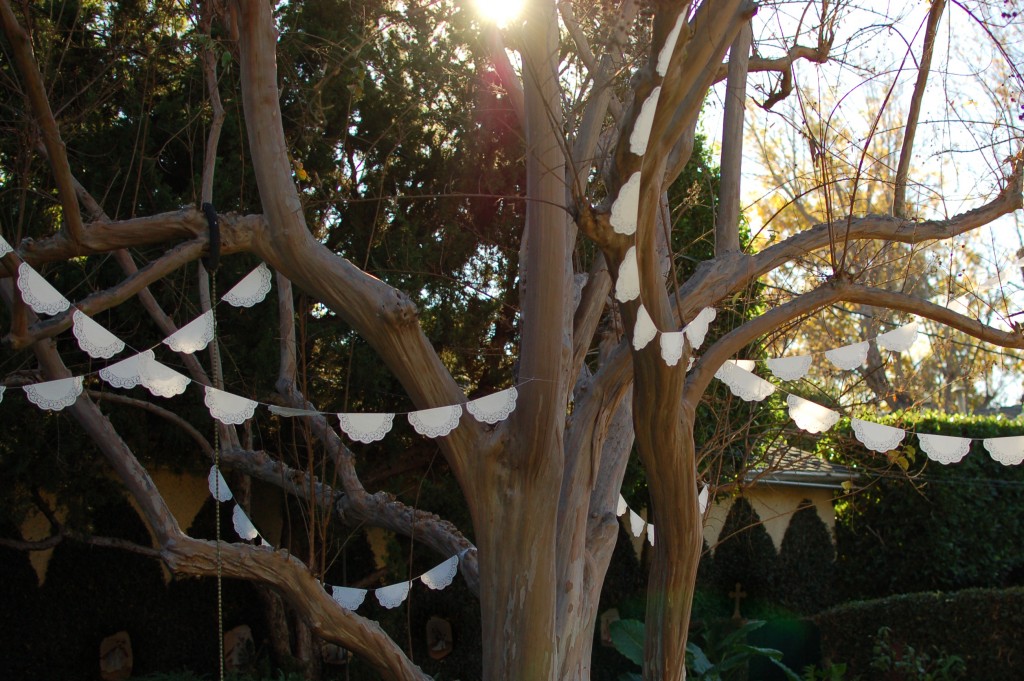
[609,619,645,667]
[833,413,1024,599]
[711,498,778,606]
[815,587,1024,680]
[868,626,965,681]
[775,501,835,614]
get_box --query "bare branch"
[716,20,752,255]
[0,0,84,243]
[88,390,215,458]
[893,0,946,218]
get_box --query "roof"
[742,445,858,490]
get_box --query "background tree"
[2,2,1024,681]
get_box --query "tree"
[2,1,1023,680]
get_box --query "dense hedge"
[711,497,777,607]
[816,587,1024,680]
[832,412,1024,600]
[775,500,835,615]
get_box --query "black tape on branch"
[201,202,220,272]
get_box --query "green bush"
[815,587,1024,680]
[832,413,1024,600]
[775,501,835,615]
[712,497,777,608]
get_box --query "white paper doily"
[767,355,812,381]
[376,581,412,609]
[714,362,775,402]
[683,307,716,350]
[72,310,125,359]
[208,466,233,502]
[98,351,153,390]
[0,386,5,404]
[825,341,869,370]
[633,304,657,351]
[204,386,258,425]
[787,395,840,434]
[698,485,709,514]
[918,433,971,465]
[420,555,459,590]
[140,358,191,398]
[0,234,12,257]
[17,262,70,316]
[222,263,273,308]
[629,86,661,155]
[232,504,259,540]
[466,387,518,424]
[851,418,906,452]
[616,494,627,516]
[610,172,641,235]
[628,509,646,537]
[876,321,919,352]
[408,405,462,438]
[615,246,640,303]
[659,331,686,367]
[656,13,686,75]
[163,310,214,354]
[331,586,367,611]
[23,376,83,411]
[984,436,1024,466]
[646,523,655,546]
[338,412,395,443]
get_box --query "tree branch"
[716,20,752,255]
[0,0,84,243]
[88,390,214,458]
[893,0,946,218]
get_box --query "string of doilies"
[2,233,1021,462]
[204,465,465,612]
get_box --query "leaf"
[686,641,715,674]
[609,619,645,667]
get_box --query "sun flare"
[473,0,525,27]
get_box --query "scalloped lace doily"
[232,504,259,540]
[984,436,1024,466]
[163,310,214,354]
[17,262,70,316]
[657,13,686,75]
[222,263,273,308]
[767,355,812,381]
[787,395,840,434]
[659,331,686,367]
[629,86,661,155]
[467,387,518,424]
[628,509,646,537]
[876,321,919,352]
[99,351,152,389]
[616,494,627,516]
[408,405,462,438]
[918,433,971,465]
[338,412,394,443]
[208,466,233,502]
[23,376,83,411]
[714,362,775,402]
[72,310,125,359]
[420,555,459,590]
[610,172,641,235]
[140,358,191,398]
[683,307,717,350]
[698,485,709,514]
[646,523,655,546]
[615,246,640,303]
[375,581,412,609]
[205,386,258,425]
[851,418,906,452]
[825,341,869,370]
[331,586,367,611]
[0,386,5,404]
[0,234,12,257]
[633,304,657,351]
[727,359,756,371]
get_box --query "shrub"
[712,497,777,608]
[776,500,835,615]
[815,587,1024,680]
